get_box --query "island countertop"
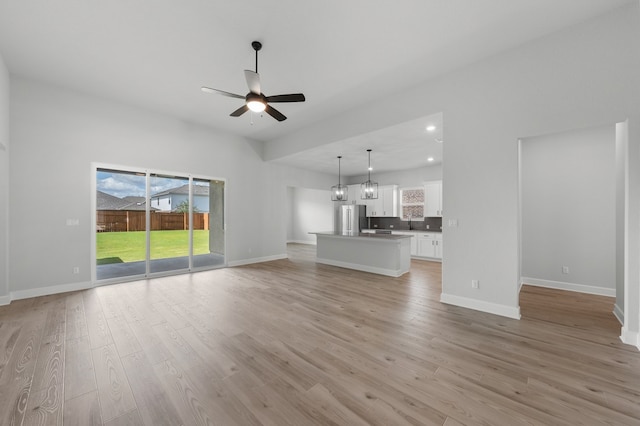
[310,231,412,277]
[310,231,413,241]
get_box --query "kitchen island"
[310,231,412,277]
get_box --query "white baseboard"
[316,257,407,278]
[287,240,316,245]
[411,255,442,263]
[613,303,624,325]
[10,280,94,302]
[521,277,615,297]
[440,292,521,320]
[0,294,10,306]
[228,254,288,267]
[620,327,640,351]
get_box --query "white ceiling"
[0,0,632,175]
[273,113,443,177]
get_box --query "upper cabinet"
[346,184,360,204]
[425,180,443,217]
[366,185,398,217]
[345,184,399,217]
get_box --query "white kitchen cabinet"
[425,181,443,217]
[366,185,398,217]
[346,184,359,204]
[416,232,442,259]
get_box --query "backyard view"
[96,168,224,280]
[96,230,211,265]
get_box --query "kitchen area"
[286,113,444,277]
[310,178,443,277]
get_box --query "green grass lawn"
[97,230,211,264]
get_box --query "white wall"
[8,77,335,298]
[346,164,442,187]
[521,125,615,295]
[0,52,9,304]
[287,187,334,244]
[264,4,640,326]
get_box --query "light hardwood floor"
[1,243,639,425]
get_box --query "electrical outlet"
[562,266,569,274]
[471,279,479,289]
[73,267,80,274]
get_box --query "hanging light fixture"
[361,149,378,199]
[331,156,348,201]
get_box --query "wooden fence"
[96,210,209,232]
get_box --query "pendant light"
[361,149,378,199]
[331,156,348,201]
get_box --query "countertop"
[362,228,442,233]
[311,231,413,240]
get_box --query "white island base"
[312,232,412,277]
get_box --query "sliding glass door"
[94,166,225,282]
[96,168,148,280]
[149,173,190,274]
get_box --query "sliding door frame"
[91,162,227,285]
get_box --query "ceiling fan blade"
[265,104,287,121]
[230,105,249,117]
[201,86,245,99]
[244,70,261,94]
[266,93,306,103]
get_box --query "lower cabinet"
[416,233,442,260]
[361,230,442,260]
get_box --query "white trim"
[521,277,615,297]
[315,257,408,278]
[411,255,441,263]
[287,240,316,245]
[0,294,10,306]
[440,292,521,320]
[10,280,93,302]
[620,326,640,351]
[613,303,624,325]
[228,254,288,267]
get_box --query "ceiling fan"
[201,41,305,122]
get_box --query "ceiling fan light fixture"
[246,93,266,112]
[247,99,266,112]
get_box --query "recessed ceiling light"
[426,125,436,132]
[427,157,435,162]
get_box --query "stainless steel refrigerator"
[336,204,367,234]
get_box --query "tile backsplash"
[368,216,442,231]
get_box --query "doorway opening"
[518,123,622,338]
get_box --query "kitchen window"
[399,187,424,220]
